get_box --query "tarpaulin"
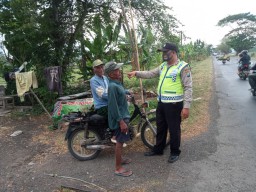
[52,98,94,122]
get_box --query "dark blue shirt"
[239,54,251,65]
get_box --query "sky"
[164,0,256,47]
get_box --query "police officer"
[127,42,193,163]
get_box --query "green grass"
[181,57,213,135]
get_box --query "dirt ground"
[0,102,209,192]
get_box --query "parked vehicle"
[64,96,170,161]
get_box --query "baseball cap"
[92,59,104,67]
[157,43,179,53]
[104,61,124,75]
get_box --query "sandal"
[114,169,133,177]
[121,158,132,165]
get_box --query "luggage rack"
[57,91,92,101]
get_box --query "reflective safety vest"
[157,61,188,103]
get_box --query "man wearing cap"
[90,59,109,117]
[105,61,133,177]
[127,42,193,163]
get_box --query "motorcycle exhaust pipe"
[86,145,111,150]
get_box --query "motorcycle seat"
[89,114,107,125]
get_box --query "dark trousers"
[249,74,256,89]
[153,101,183,155]
[96,106,108,118]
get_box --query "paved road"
[164,56,256,191]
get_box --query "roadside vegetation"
[0,3,255,115]
[0,0,212,114]
[182,57,213,138]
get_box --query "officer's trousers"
[154,101,183,155]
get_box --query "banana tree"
[77,10,122,80]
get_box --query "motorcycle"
[248,70,256,96]
[64,96,170,161]
[237,63,250,80]
[217,55,230,65]
[250,88,256,96]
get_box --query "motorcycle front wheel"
[242,73,247,80]
[141,117,170,149]
[67,128,102,161]
[252,89,256,96]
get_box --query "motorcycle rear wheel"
[239,72,247,80]
[68,128,102,161]
[141,117,170,149]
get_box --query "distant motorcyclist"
[238,50,251,72]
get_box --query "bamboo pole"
[29,88,52,119]
[128,0,145,103]
[119,0,135,57]
[119,0,145,103]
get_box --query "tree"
[216,42,231,54]
[78,10,123,80]
[217,12,256,53]
[0,0,39,65]
[226,34,256,54]
[179,39,210,63]
[0,0,181,108]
